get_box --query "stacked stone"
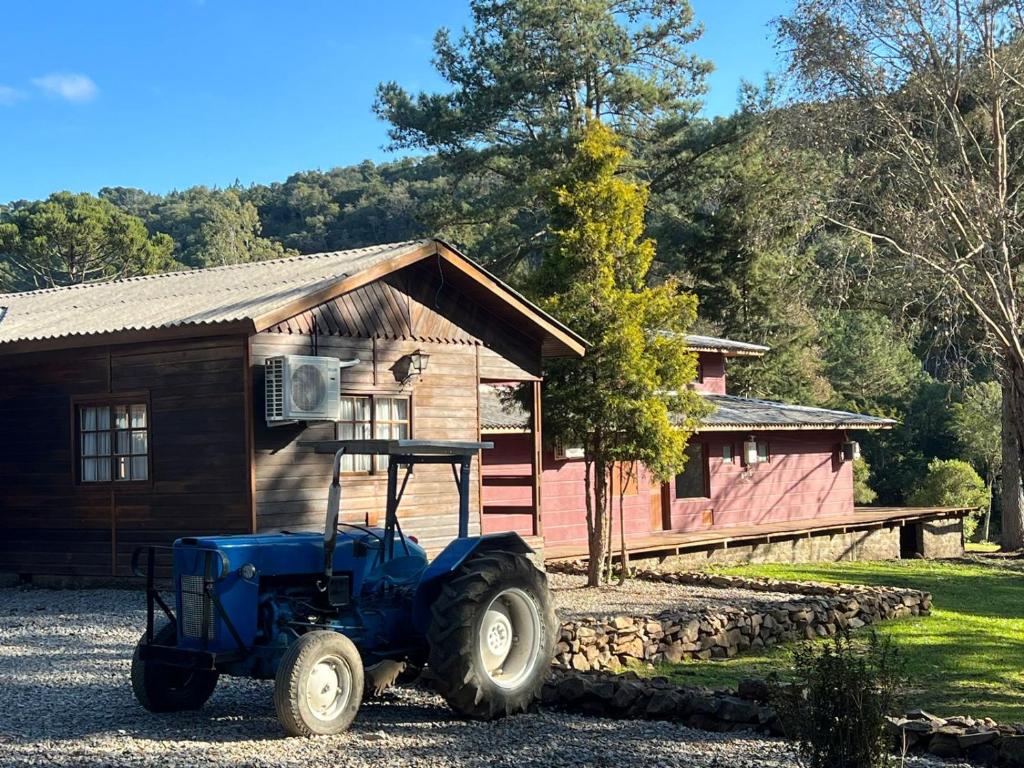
[554,583,931,672]
[888,710,1024,765]
[542,672,1024,767]
[541,669,777,734]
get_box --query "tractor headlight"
[240,563,257,580]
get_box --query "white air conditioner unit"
[265,355,359,425]
[553,440,586,461]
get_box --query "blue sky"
[0,1,787,203]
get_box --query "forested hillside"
[0,0,1015,537]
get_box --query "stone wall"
[542,671,1024,767]
[542,669,777,733]
[554,571,931,672]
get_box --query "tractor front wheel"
[427,551,555,720]
[131,624,219,712]
[274,630,364,737]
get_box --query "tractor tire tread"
[426,551,555,721]
[131,624,219,713]
[274,630,364,737]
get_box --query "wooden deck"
[541,506,969,562]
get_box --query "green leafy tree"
[952,381,1002,540]
[819,310,925,417]
[853,457,877,505]
[861,380,959,506]
[375,0,709,270]
[246,159,448,253]
[535,122,706,586]
[102,186,291,268]
[649,114,835,403]
[0,192,174,290]
[909,458,991,540]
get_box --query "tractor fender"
[411,533,533,634]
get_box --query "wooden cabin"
[479,337,966,563]
[0,239,584,577]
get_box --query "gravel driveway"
[0,587,964,768]
[548,573,799,620]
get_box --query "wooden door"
[650,482,671,532]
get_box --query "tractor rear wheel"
[427,551,555,720]
[274,630,364,737]
[131,624,219,712]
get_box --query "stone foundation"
[918,517,965,559]
[628,525,902,571]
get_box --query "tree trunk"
[618,479,626,585]
[1001,376,1024,550]
[585,457,610,587]
[983,473,993,543]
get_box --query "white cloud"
[31,73,98,103]
[0,85,24,106]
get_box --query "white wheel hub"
[477,588,542,690]
[485,612,513,657]
[305,655,352,721]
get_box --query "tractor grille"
[180,575,216,641]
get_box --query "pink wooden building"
[479,335,902,560]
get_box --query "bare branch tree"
[779,0,1024,547]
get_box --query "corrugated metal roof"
[477,386,894,433]
[0,240,430,346]
[479,384,531,431]
[700,394,894,431]
[685,334,770,356]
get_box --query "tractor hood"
[171,530,427,653]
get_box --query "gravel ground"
[0,587,969,768]
[549,572,799,620]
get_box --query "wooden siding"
[0,336,251,576]
[694,352,726,395]
[484,429,854,550]
[252,265,546,555]
[670,431,853,530]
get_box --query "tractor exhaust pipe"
[322,447,346,583]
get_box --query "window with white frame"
[78,403,149,483]
[336,394,411,472]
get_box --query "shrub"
[771,632,905,768]
[853,457,878,504]
[907,458,990,540]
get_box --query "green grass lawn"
[650,558,1024,723]
[967,541,1001,553]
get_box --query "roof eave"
[434,239,589,358]
[0,318,257,356]
[695,422,894,432]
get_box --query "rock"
[1000,735,1024,767]
[570,654,590,672]
[898,719,936,734]
[644,690,681,718]
[927,732,962,759]
[611,682,643,711]
[556,673,588,700]
[956,729,997,749]
[737,678,771,703]
[716,696,759,723]
[905,708,945,725]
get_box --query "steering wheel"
[337,521,384,545]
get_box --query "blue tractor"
[131,439,556,736]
